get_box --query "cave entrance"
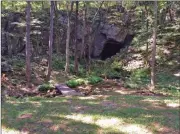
[100,34,134,60]
[100,39,126,60]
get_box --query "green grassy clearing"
[2,92,179,134]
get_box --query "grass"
[2,91,180,134]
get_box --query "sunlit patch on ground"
[141,97,180,109]
[119,124,153,134]
[2,127,21,134]
[78,95,109,100]
[64,114,153,134]
[164,99,180,108]
[2,94,179,134]
[174,71,180,77]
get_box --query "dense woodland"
[1,1,180,134]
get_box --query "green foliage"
[87,76,103,84]
[131,68,150,80]
[124,68,150,89]
[52,60,65,70]
[106,70,121,79]
[38,83,54,92]
[156,72,180,93]
[123,1,135,9]
[66,76,102,88]
[66,78,86,88]
[111,61,123,72]
[52,55,65,70]
[12,59,25,69]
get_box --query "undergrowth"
[66,76,103,88]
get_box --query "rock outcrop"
[1,7,135,59]
[91,23,134,58]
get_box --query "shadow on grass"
[2,93,180,134]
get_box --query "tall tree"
[80,2,87,59]
[26,1,31,87]
[46,1,54,81]
[145,4,149,67]
[65,1,74,73]
[150,1,157,90]
[74,1,79,73]
[41,1,44,10]
[54,1,60,54]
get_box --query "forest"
[1,1,180,134]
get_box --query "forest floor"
[2,68,180,134]
[2,83,180,134]
[1,42,180,134]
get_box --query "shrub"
[87,76,103,84]
[124,68,150,89]
[111,61,123,72]
[52,58,65,70]
[106,70,121,79]
[38,83,54,92]
[66,78,85,88]
[131,68,150,80]
[13,59,25,69]
[66,76,103,88]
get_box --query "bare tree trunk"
[11,1,14,9]
[54,1,58,12]
[74,1,79,74]
[7,36,12,57]
[42,1,44,10]
[26,1,31,87]
[46,1,54,81]
[54,2,60,54]
[145,5,149,67]
[80,2,87,59]
[87,27,91,73]
[168,8,173,21]
[65,2,74,73]
[145,5,149,31]
[150,1,157,90]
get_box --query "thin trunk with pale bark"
[74,1,79,73]
[46,1,54,81]
[80,2,87,59]
[145,4,149,67]
[26,1,31,87]
[150,1,157,90]
[65,2,74,73]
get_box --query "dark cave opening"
[100,34,134,60]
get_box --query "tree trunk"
[11,1,14,9]
[26,1,31,87]
[145,5,149,67]
[168,8,173,21]
[74,1,79,74]
[42,1,44,10]
[87,26,91,73]
[65,2,74,73]
[46,1,54,81]
[54,1,58,12]
[54,2,60,54]
[150,1,157,90]
[7,36,12,57]
[80,2,87,59]
[145,5,149,31]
